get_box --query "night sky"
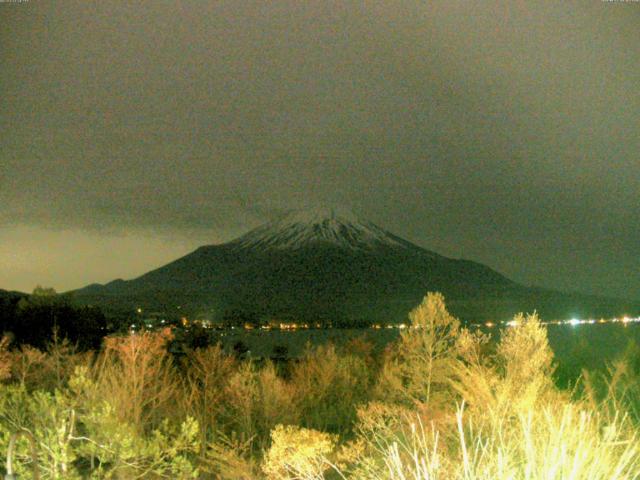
[1,1,639,300]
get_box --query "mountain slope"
[73,209,640,323]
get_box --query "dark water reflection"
[209,323,640,384]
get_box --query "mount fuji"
[73,209,639,324]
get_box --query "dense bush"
[0,292,639,478]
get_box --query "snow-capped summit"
[230,207,410,251]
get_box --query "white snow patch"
[230,208,410,251]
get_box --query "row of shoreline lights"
[479,315,640,329]
[131,308,640,331]
[271,316,640,330]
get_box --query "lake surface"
[209,323,639,372]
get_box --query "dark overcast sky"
[1,1,639,300]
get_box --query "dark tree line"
[0,287,107,350]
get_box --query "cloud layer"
[1,1,639,297]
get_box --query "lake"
[207,323,640,378]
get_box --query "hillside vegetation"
[0,293,639,479]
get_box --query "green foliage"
[262,425,337,480]
[0,366,199,479]
[343,309,640,480]
[0,385,73,479]
[376,292,462,411]
[581,340,640,425]
[292,344,372,435]
[0,294,638,479]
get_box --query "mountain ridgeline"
[73,209,639,324]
